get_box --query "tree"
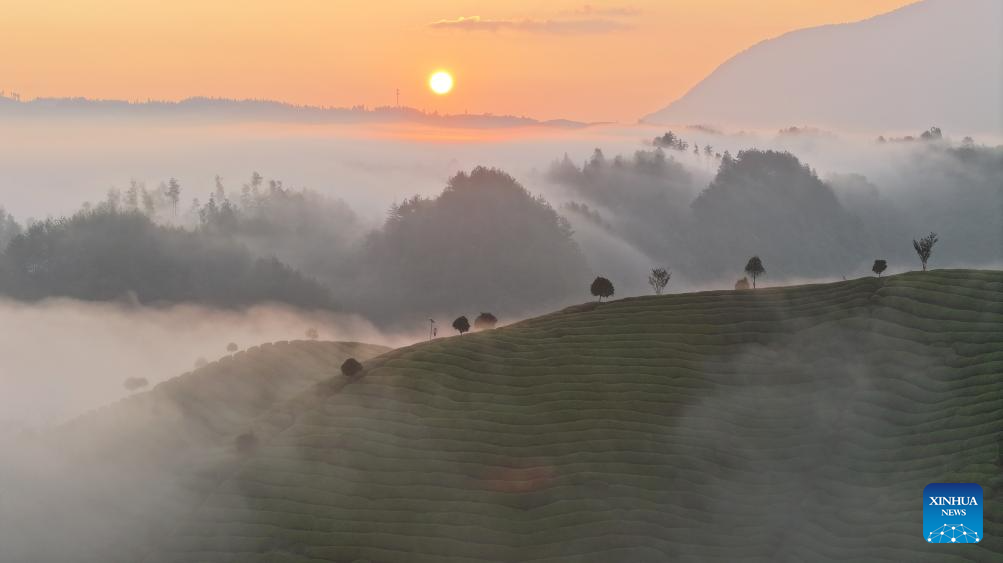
[648,268,671,295]
[341,358,363,379]
[872,259,887,277]
[305,327,319,340]
[166,177,181,217]
[235,432,258,454]
[912,232,938,271]
[214,175,226,201]
[744,256,765,288]
[735,277,750,290]
[122,376,149,392]
[140,184,156,216]
[124,180,140,211]
[226,342,239,353]
[474,312,498,330]
[452,316,471,334]
[590,276,614,302]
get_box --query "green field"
[133,270,1002,562]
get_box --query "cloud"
[428,15,630,35]
[566,5,641,17]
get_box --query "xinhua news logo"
[924,483,983,544]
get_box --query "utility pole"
[428,318,435,341]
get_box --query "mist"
[0,297,419,432]
[2,116,999,329]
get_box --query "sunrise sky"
[1,0,916,122]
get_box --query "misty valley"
[1,1,1001,562]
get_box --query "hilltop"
[644,0,1003,134]
[141,270,1001,562]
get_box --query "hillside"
[644,0,1003,134]
[146,270,1002,562]
[2,340,389,563]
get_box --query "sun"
[429,71,454,95]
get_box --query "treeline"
[0,167,587,325]
[0,210,334,309]
[549,131,1002,284]
[0,129,996,322]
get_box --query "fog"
[0,297,418,432]
[0,114,999,563]
[1,116,1000,415]
[0,118,646,222]
[1,118,999,401]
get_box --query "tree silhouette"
[166,178,181,217]
[452,316,471,335]
[744,256,765,288]
[474,312,498,330]
[872,260,887,277]
[305,327,319,340]
[912,232,938,271]
[226,342,239,353]
[735,277,750,290]
[341,358,363,379]
[648,268,671,295]
[591,276,614,302]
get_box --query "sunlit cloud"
[428,15,630,35]
[565,5,641,17]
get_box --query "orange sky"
[0,0,916,122]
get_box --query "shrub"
[474,312,498,330]
[341,358,363,379]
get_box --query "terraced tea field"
[142,270,1002,562]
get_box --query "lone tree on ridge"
[744,256,765,288]
[591,276,614,302]
[872,260,887,277]
[452,316,471,335]
[648,268,671,295]
[912,232,938,271]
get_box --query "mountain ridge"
[0,95,595,129]
[644,0,1003,135]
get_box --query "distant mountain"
[0,95,591,129]
[644,0,1003,135]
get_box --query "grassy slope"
[5,340,389,563]
[150,271,1003,562]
